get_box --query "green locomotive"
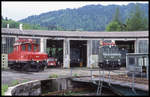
[98,40,121,70]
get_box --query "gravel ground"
[1,67,127,86]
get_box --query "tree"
[106,21,121,31]
[126,4,148,31]
[106,7,122,31]
[113,7,121,24]
[5,17,8,21]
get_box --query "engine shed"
[1,27,149,69]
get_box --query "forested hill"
[19,3,148,31]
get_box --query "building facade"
[1,28,149,68]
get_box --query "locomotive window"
[28,44,31,51]
[22,45,26,51]
[34,45,37,51]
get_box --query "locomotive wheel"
[23,64,30,72]
[39,61,46,71]
[21,62,45,72]
[39,65,43,72]
[31,62,40,72]
[8,64,14,69]
[33,64,40,72]
[9,65,14,69]
[41,65,45,71]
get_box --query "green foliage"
[19,3,148,31]
[126,4,148,31]
[2,4,148,31]
[106,7,122,31]
[23,23,48,30]
[11,80,19,86]
[1,80,29,96]
[49,74,58,78]
[106,21,122,31]
[106,4,148,31]
[11,79,28,86]
[2,19,19,28]
[73,73,78,77]
[1,84,8,96]
[2,16,4,20]
[112,7,121,23]
[63,90,77,96]
[21,79,29,83]
[2,18,48,30]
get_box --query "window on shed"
[138,40,148,53]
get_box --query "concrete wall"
[6,78,73,96]
[63,39,70,68]
[87,40,93,68]
[40,38,47,53]
[10,80,41,96]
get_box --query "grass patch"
[11,79,29,86]
[21,79,29,83]
[73,73,78,77]
[49,74,58,78]
[63,90,83,96]
[11,80,19,86]
[1,84,8,96]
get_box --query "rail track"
[93,74,148,85]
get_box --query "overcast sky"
[2,1,148,21]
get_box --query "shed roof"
[2,28,149,38]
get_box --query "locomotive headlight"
[118,59,121,65]
[37,60,39,63]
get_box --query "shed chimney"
[19,24,23,30]
[7,24,9,28]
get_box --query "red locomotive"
[8,39,48,72]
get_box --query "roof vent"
[19,24,23,30]
[7,24,9,28]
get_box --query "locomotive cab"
[8,39,48,72]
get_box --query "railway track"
[93,74,148,85]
